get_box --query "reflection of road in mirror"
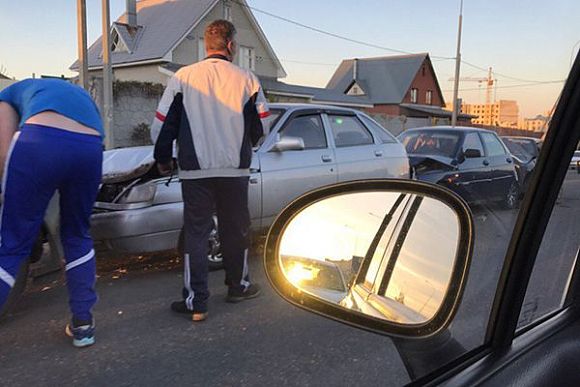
[278,191,461,325]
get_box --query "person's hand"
[157,161,173,176]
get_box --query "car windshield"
[398,131,461,158]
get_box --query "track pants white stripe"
[184,254,194,310]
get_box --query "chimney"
[126,0,137,28]
[353,58,358,81]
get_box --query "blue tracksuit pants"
[0,124,102,321]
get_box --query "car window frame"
[479,131,507,157]
[357,113,398,144]
[325,113,376,148]
[414,54,580,385]
[277,112,329,150]
[462,131,485,157]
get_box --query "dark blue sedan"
[398,126,520,209]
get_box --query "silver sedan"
[40,104,410,273]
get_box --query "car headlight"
[117,182,157,204]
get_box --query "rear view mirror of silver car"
[264,180,474,338]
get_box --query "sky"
[1,0,579,118]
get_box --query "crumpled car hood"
[102,146,155,183]
[409,154,456,173]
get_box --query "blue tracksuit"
[0,79,103,321]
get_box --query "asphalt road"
[1,172,578,386]
[0,254,410,386]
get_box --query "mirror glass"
[279,191,461,325]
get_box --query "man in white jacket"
[152,20,270,321]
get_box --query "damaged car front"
[91,146,184,255]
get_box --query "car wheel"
[177,215,224,271]
[503,181,520,210]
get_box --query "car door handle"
[506,157,513,163]
[483,160,490,166]
[321,155,333,163]
[249,177,259,184]
[374,150,383,157]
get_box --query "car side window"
[517,142,580,330]
[462,133,485,156]
[328,115,374,147]
[359,115,397,144]
[280,114,327,149]
[481,132,507,156]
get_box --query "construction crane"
[449,67,496,125]
[449,67,495,105]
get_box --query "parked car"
[5,103,409,313]
[397,126,520,209]
[501,136,541,194]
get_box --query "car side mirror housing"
[463,148,482,159]
[270,136,305,152]
[264,180,474,338]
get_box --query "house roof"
[400,103,475,119]
[260,78,373,108]
[71,0,215,70]
[159,63,372,108]
[70,0,285,77]
[326,53,431,104]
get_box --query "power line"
[441,79,565,92]
[235,0,453,60]
[238,1,557,84]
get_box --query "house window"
[238,46,254,71]
[410,88,418,104]
[110,29,128,53]
[422,65,426,76]
[347,82,365,96]
[426,90,433,105]
[224,3,232,21]
[198,38,206,61]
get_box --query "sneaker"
[170,301,208,322]
[226,283,261,303]
[65,319,95,348]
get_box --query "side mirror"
[270,136,305,152]
[463,148,482,159]
[264,180,474,338]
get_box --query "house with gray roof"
[327,54,473,133]
[70,0,286,84]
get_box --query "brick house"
[326,53,473,135]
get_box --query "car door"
[455,131,490,202]
[324,112,390,181]
[258,111,338,228]
[480,131,517,200]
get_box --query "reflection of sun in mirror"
[280,192,400,262]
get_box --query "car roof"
[269,102,361,114]
[400,126,495,134]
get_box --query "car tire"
[502,181,520,210]
[177,215,224,271]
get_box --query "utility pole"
[76,0,89,90]
[102,0,114,148]
[451,0,464,127]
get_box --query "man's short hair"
[204,20,236,51]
